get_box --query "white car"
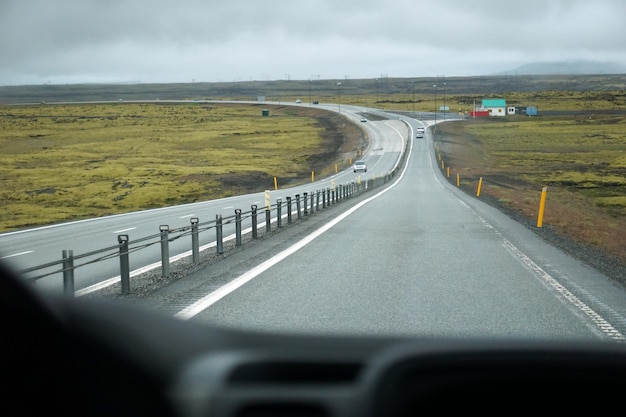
[353,160,367,172]
[295,99,302,103]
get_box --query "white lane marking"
[113,227,136,234]
[81,118,412,299]
[222,206,233,210]
[175,139,412,320]
[76,216,292,296]
[425,129,623,342]
[76,239,220,296]
[439,170,625,342]
[179,214,195,219]
[498,233,625,342]
[384,121,409,173]
[1,251,34,259]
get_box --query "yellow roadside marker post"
[537,186,548,228]
[476,177,483,197]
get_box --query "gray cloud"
[1,0,625,85]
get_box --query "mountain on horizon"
[499,60,626,75]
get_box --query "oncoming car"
[353,160,367,172]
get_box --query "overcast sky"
[1,0,625,86]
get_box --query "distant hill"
[501,60,626,75]
[2,73,626,104]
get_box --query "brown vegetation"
[433,117,626,279]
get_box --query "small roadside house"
[482,98,507,117]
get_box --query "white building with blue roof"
[481,98,507,116]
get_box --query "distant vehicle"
[417,126,425,132]
[360,117,367,122]
[313,100,319,104]
[416,132,424,139]
[353,160,367,173]
[295,99,302,103]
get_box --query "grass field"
[0,102,365,231]
[433,114,626,267]
[1,75,624,270]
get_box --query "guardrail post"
[191,217,200,263]
[276,199,282,228]
[316,190,320,211]
[251,205,258,239]
[322,189,326,208]
[62,249,74,297]
[286,196,292,224]
[303,192,308,216]
[295,194,302,219]
[265,207,271,233]
[118,235,130,294]
[160,225,170,278]
[235,209,242,246]
[216,215,224,254]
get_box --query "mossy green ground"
[0,103,364,231]
[433,113,626,265]
[2,89,624,267]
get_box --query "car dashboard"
[3,263,626,417]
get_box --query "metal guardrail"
[20,178,392,296]
[20,121,412,296]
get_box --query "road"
[5,102,626,341]
[152,115,626,341]
[0,103,405,294]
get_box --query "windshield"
[1,1,625,344]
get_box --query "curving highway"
[4,102,626,342]
[0,103,405,293]
[156,113,626,342]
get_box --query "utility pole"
[337,82,342,113]
[433,84,437,128]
